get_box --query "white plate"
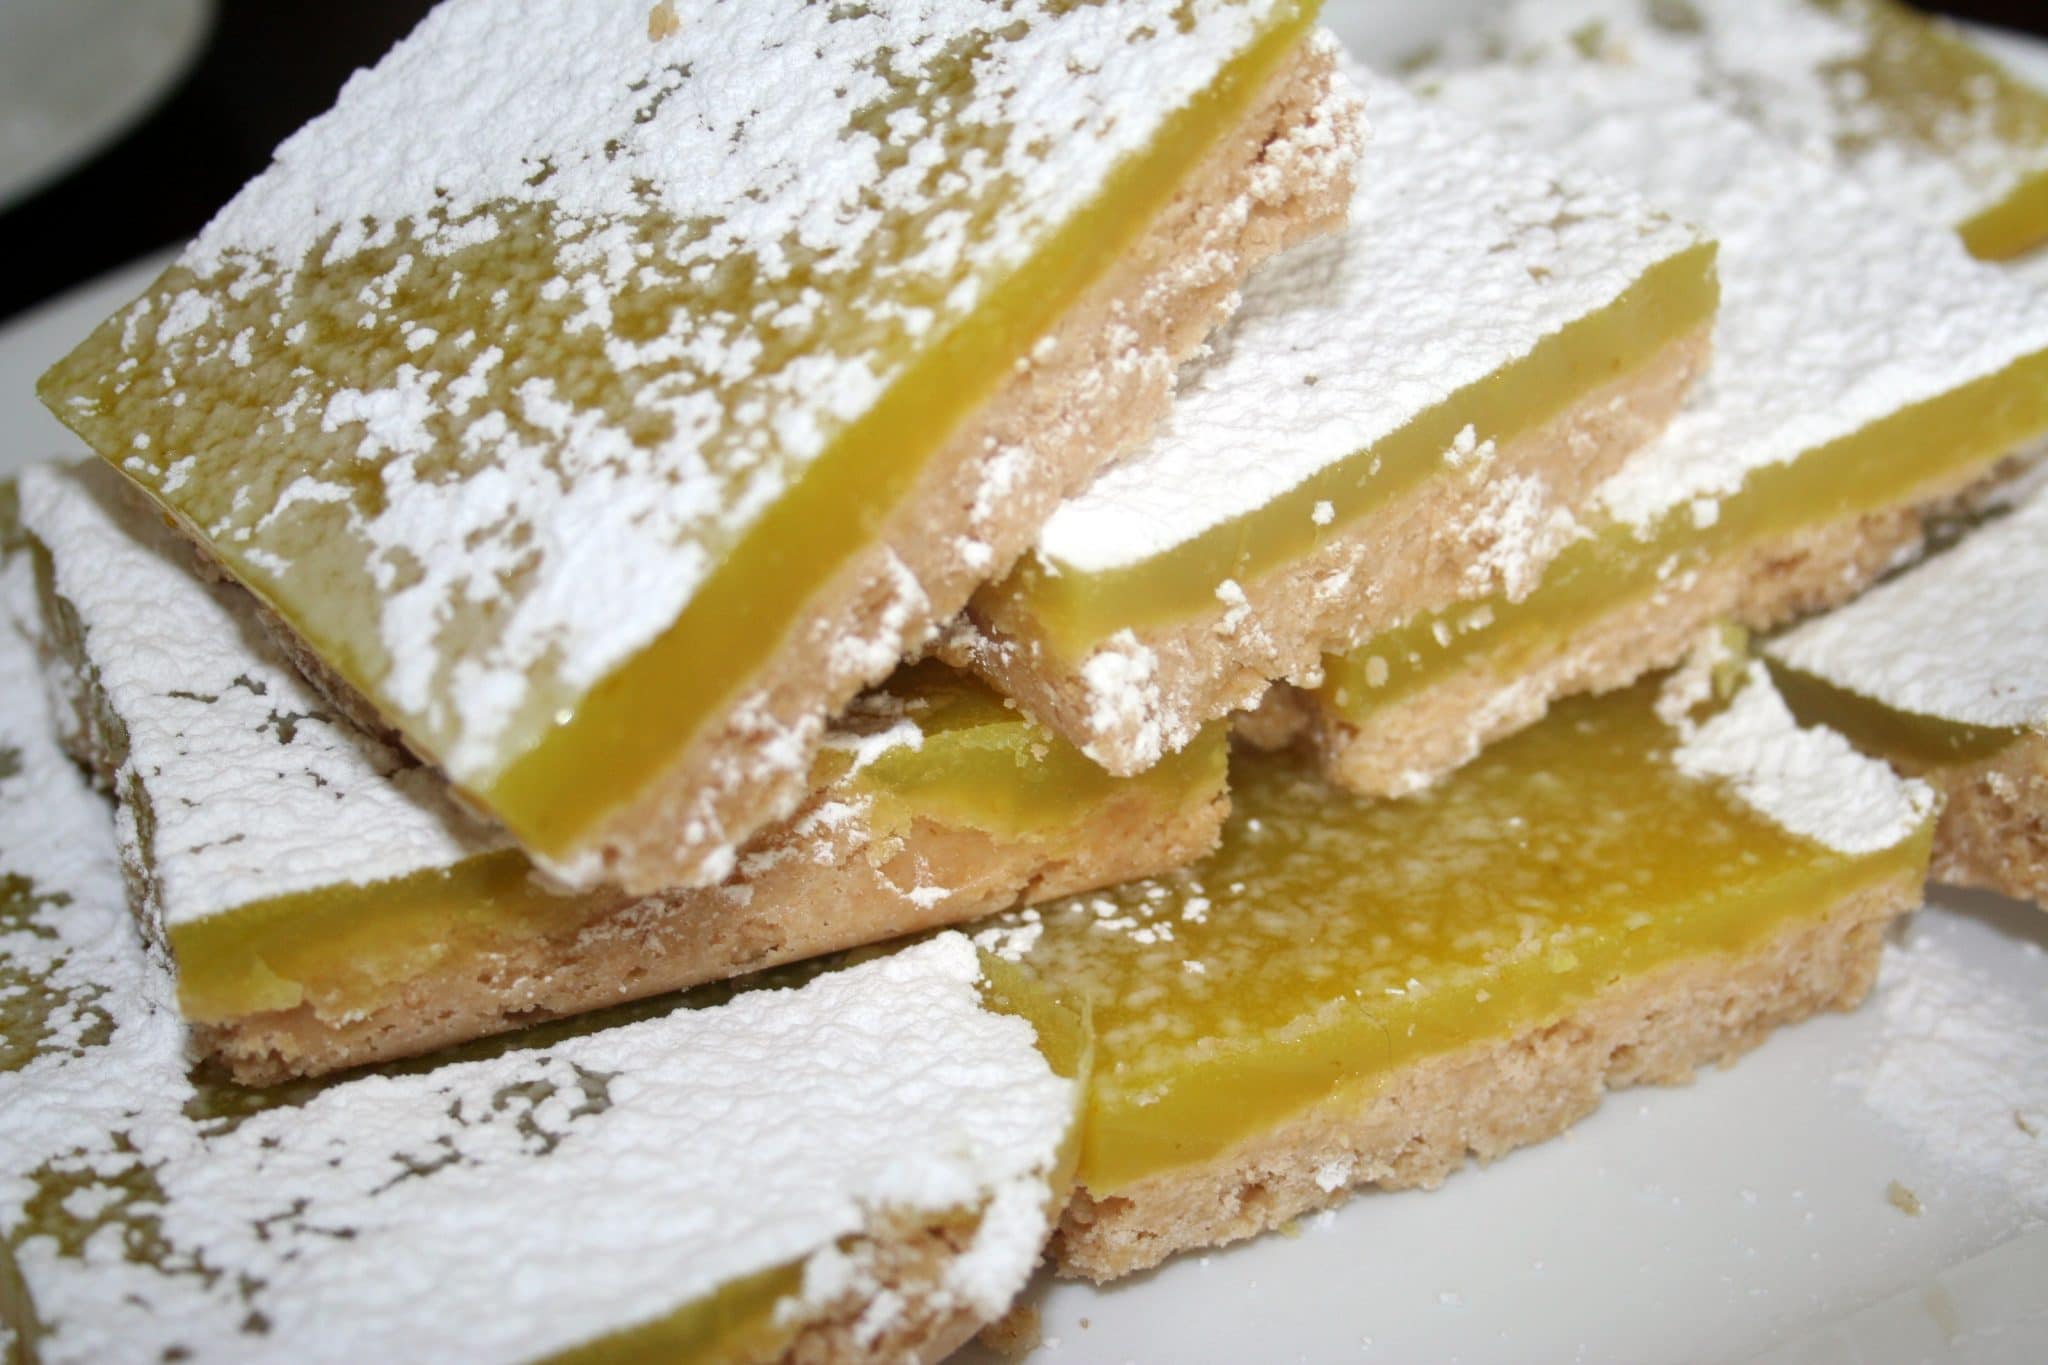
[0,0,214,214]
[3,9,2045,1363]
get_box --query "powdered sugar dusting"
[1035,67,1699,572]
[57,0,1292,786]
[1842,922,2048,1213]
[1422,62,2048,530]
[0,610,1075,1365]
[16,460,498,935]
[1770,483,2048,730]
[1468,0,2048,235]
[1672,662,1935,854]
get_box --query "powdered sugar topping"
[17,460,497,932]
[58,0,1292,785]
[1035,66,1699,572]
[1770,484,2048,730]
[1672,662,1936,854]
[1422,61,2048,530]
[1469,0,2048,235]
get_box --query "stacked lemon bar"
[37,0,1360,895]
[10,0,2048,1351]
[0,534,1088,1362]
[17,458,1228,1082]
[1286,47,2048,797]
[947,66,1716,772]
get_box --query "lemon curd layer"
[1321,348,2048,725]
[1768,662,2025,770]
[170,677,1225,1030]
[37,0,1316,873]
[18,460,1224,1033]
[983,72,1714,661]
[1481,0,2048,258]
[997,676,1933,1194]
[1317,62,2048,743]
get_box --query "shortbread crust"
[39,2,1358,895]
[953,71,1712,775]
[17,460,1224,1085]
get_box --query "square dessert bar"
[3,536,1085,1364]
[984,661,1934,1280]
[950,68,1715,776]
[17,459,1224,1084]
[1769,478,2048,907]
[37,0,1360,894]
[1471,0,2048,260]
[1297,62,2048,799]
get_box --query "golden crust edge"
[1049,869,1919,1282]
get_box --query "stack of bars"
[5,0,2048,1359]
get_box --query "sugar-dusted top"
[1033,66,1700,574]
[46,0,1295,784]
[0,595,1074,1365]
[1469,0,2048,235]
[1770,484,2048,730]
[1423,62,2048,530]
[17,459,496,935]
[1673,662,1936,855]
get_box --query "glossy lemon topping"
[170,668,1224,1028]
[997,679,1931,1192]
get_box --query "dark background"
[1,0,2044,325]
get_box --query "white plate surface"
[0,0,214,214]
[2,7,2045,1363]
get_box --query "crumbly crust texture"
[200,782,1224,1087]
[1027,70,1701,576]
[1298,58,2048,798]
[1921,732,2048,906]
[1296,486,1957,796]
[18,459,1224,1084]
[1050,873,1915,1282]
[962,325,1709,775]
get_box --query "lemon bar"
[1470,0,2048,259]
[949,68,1715,775]
[1301,65,2048,798]
[1,533,1087,1363]
[1768,481,2048,906]
[36,1,1360,894]
[15,459,1224,1085]
[981,664,1933,1279]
